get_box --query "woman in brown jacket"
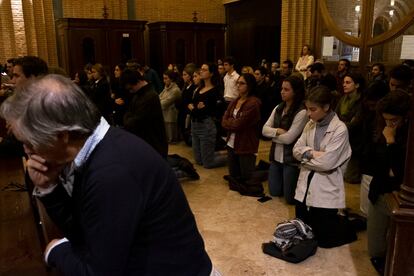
[222,73,262,196]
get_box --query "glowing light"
[355,5,360,12]
[389,10,394,16]
[390,0,395,6]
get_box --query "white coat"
[293,114,351,209]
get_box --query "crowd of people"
[0,52,413,275]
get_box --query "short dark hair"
[120,69,145,87]
[339,59,351,69]
[372,63,385,73]
[7,58,16,65]
[389,65,412,87]
[310,63,325,74]
[282,59,294,69]
[254,66,267,76]
[377,89,411,116]
[223,56,236,66]
[14,56,48,78]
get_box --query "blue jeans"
[191,117,226,169]
[268,161,299,204]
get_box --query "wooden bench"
[0,156,59,275]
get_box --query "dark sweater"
[41,127,212,275]
[368,122,409,204]
[123,83,168,158]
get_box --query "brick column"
[42,0,59,66]
[281,0,313,63]
[0,0,16,61]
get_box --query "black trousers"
[295,201,357,248]
[226,147,256,182]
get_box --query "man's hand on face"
[26,154,65,189]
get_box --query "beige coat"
[293,114,351,209]
[159,83,181,123]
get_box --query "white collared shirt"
[223,70,240,102]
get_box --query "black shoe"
[238,183,265,198]
[228,181,240,192]
[348,213,367,232]
[370,257,385,275]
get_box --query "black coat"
[123,84,168,158]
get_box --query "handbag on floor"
[262,218,317,263]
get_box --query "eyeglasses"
[236,81,247,86]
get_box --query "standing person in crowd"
[84,63,94,86]
[111,63,128,127]
[295,45,314,80]
[336,72,365,184]
[72,70,90,95]
[121,69,168,158]
[218,63,225,78]
[9,56,48,88]
[141,63,163,93]
[367,90,410,275]
[280,60,294,79]
[0,74,215,275]
[276,60,294,93]
[335,59,351,95]
[90,63,112,123]
[369,63,386,85]
[254,66,277,138]
[177,65,197,146]
[271,62,279,76]
[262,75,308,204]
[222,73,262,196]
[188,63,226,169]
[160,70,181,144]
[293,86,357,248]
[0,55,48,157]
[223,56,240,105]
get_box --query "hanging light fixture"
[390,0,395,6]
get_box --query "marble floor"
[169,140,378,276]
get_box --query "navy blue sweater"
[41,127,212,275]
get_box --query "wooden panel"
[56,18,147,78]
[0,157,51,275]
[148,22,226,74]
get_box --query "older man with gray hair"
[0,74,215,275]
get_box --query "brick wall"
[280,0,313,64]
[136,0,225,23]
[62,0,128,19]
[61,0,224,23]
[0,0,58,67]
